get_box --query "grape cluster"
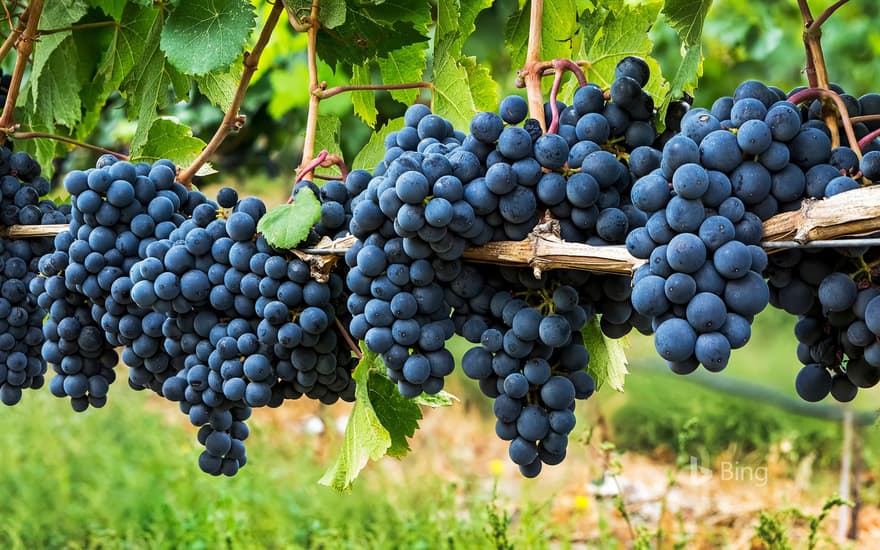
[36,156,208,408]
[456,268,594,477]
[122,186,357,475]
[791,268,880,402]
[132,190,357,404]
[0,149,73,406]
[346,107,478,396]
[626,82,787,373]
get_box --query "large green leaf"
[257,188,322,249]
[319,0,346,28]
[123,12,192,155]
[579,0,667,99]
[87,0,127,20]
[195,61,243,110]
[320,347,427,491]
[659,45,703,127]
[582,318,629,392]
[122,11,171,157]
[663,0,713,47]
[353,117,405,171]
[460,56,499,113]
[79,4,158,138]
[30,0,89,109]
[282,0,345,28]
[160,0,257,75]
[130,119,206,165]
[350,62,377,127]
[30,36,82,128]
[377,43,427,106]
[315,2,431,68]
[368,372,421,458]
[41,0,89,28]
[319,350,391,493]
[432,39,477,131]
[658,0,713,127]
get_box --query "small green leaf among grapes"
[256,188,322,249]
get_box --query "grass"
[0,389,509,549]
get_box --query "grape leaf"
[581,318,629,392]
[663,0,713,46]
[413,391,457,408]
[29,36,82,128]
[195,60,243,110]
[505,0,580,69]
[353,117,405,171]
[459,0,495,46]
[124,12,191,158]
[579,0,667,100]
[657,0,713,128]
[377,43,427,106]
[319,350,392,492]
[256,188,322,249]
[41,0,89,29]
[319,0,346,28]
[368,371,421,458]
[30,0,90,109]
[130,119,206,165]
[160,0,257,75]
[320,347,427,491]
[79,4,157,137]
[432,39,478,131]
[315,2,430,68]
[87,0,127,20]
[659,46,703,126]
[350,62,377,127]
[313,114,344,178]
[460,55,499,113]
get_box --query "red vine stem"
[288,151,349,202]
[521,0,546,131]
[177,0,284,186]
[322,153,349,180]
[294,150,328,185]
[315,82,432,100]
[12,132,128,159]
[787,87,862,159]
[546,68,565,134]
[335,317,362,359]
[554,59,587,87]
[0,0,40,143]
[546,59,587,134]
[857,128,880,150]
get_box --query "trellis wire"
[303,238,880,255]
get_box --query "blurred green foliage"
[98,0,880,194]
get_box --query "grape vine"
[0,0,872,493]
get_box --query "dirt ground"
[234,395,880,550]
